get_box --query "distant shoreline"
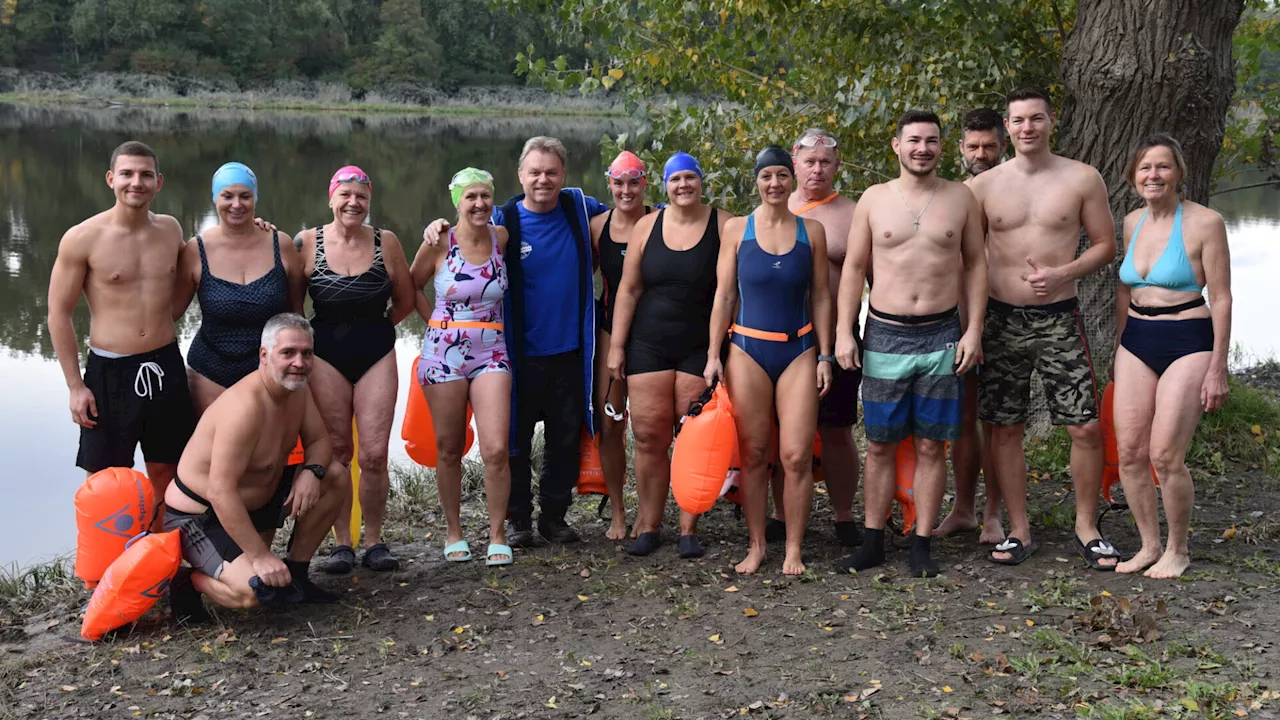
[0,69,627,118]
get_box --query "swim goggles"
[602,378,625,421]
[794,133,838,151]
[606,167,646,180]
[332,171,371,185]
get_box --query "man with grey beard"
[162,313,348,621]
[934,107,1008,544]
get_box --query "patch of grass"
[1075,700,1162,719]
[0,556,81,613]
[1026,427,1072,477]
[1025,577,1090,611]
[1189,376,1280,476]
[1242,552,1280,579]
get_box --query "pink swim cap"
[329,165,372,198]
[607,151,647,184]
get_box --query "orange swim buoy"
[576,426,607,496]
[1100,382,1158,505]
[893,438,919,535]
[403,356,476,467]
[74,468,156,590]
[671,382,737,515]
[288,438,304,465]
[80,530,182,641]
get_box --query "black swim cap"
[754,145,794,177]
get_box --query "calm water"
[1,104,1276,569]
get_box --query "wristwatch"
[818,354,837,364]
[300,463,326,480]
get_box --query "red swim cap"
[607,151,647,184]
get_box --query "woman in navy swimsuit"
[298,166,416,574]
[1112,134,1232,580]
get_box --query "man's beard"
[901,157,937,177]
[961,156,996,177]
[275,369,309,391]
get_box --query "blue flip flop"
[443,540,472,562]
[486,543,514,566]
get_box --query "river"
[1,104,1276,570]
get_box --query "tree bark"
[1058,0,1246,373]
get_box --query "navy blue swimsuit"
[188,231,291,388]
[731,214,814,383]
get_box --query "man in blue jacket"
[425,137,607,547]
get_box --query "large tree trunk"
[1058,0,1246,374]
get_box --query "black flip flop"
[1075,536,1121,571]
[320,545,355,575]
[989,537,1039,566]
[361,543,399,571]
[678,534,704,559]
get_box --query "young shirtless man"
[47,141,195,509]
[835,110,988,577]
[967,88,1119,569]
[163,313,347,620]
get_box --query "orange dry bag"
[403,356,475,467]
[892,438,920,535]
[1099,382,1159,505]
[671,382,737,515]
[577,426,608,496]
[81,530,182,641]
[75,468,155,590]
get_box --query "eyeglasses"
[794,134,838,151]
[603,378,626,421]
[607,168,646,180]
[333,172,371,185]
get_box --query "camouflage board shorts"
[978,297,1099,427]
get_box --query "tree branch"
[1209,179,1280,196]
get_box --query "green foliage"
[1217,0,1280,189]
[504,0,1067,211]
[349,0,442,89]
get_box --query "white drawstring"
[134,362,164,399]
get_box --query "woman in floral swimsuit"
[409,168,513,566]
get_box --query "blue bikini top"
[1118,202,1203,293]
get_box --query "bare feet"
[735,547,766,575]
[1144,551,1190,579]
[782,547,805,576]
[978,516,1006,545]
[932,510,979,538]
[606,515,627,541]
[1115,545,1162,574]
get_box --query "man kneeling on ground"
[164,312,348,621]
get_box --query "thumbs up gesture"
[1023,256,1061,297]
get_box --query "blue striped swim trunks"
[861,315,964,443]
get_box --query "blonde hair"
[1125,132,1189,197]
[518,136,568,171]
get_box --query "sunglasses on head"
[795,134,838,150]
[334,172,371,185]
[607,168,646,180]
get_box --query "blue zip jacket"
[495,188,607,450]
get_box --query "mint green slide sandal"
[486,543,514,566]
[443,540,472,562]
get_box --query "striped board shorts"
[861,315,964,443]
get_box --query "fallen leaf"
[454,627,465,634]
[744,608,759,617]
[1025,619,1035,627]
[578,595,590,602]
[708,633,722,643]
[532,614,544,626]
[424,615,434,622]
[1223,526,1238,539]
[271,637,288,644]
[724,586,739,593]
[60,685,77,692]
[942,685,953,693]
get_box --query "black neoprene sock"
[286,560,339,603]
[909,534,941,578]
[838,527,885,572]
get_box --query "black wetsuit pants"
[509,351,584,522]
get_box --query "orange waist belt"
[428,319,503,331]
[730,322,813,343]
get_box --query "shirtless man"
[934,108,1007,544]
[48,141,195,510]
[835,110,987,577]
[967,88,1118,569]
[163,313,346,620]
[774,128,862,548]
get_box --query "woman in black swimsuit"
[607,152,733,559]
[591,151,656,541]
[298,166,416,574]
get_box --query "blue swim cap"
[663,152,703,183]
[212,162,258,203]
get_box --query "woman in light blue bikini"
[1112,133,1232,580]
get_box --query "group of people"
[49,85,1232,623]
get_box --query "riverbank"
[0,69,627,118]
[3,368,1278,718]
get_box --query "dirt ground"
[4,458,1279,720]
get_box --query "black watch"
[300,463,326,480]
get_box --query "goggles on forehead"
[794,134,838,151]
[606,167,646,180]
[333,172,371,185]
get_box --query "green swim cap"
[449,167,495,207]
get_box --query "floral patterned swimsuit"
[418,227,510,385]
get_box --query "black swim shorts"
[76,341,196,473]
[161,468,295,580]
